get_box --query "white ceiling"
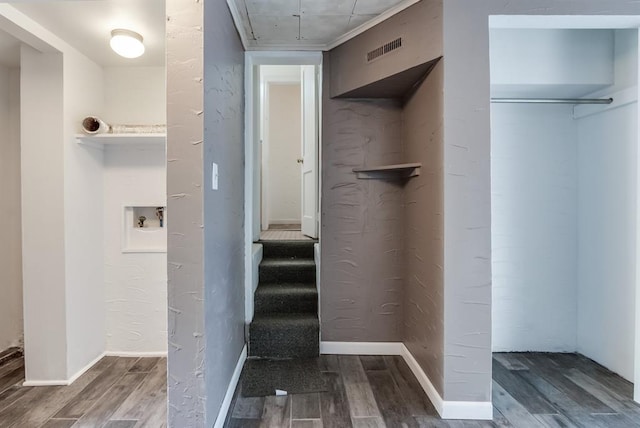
[8,0,165,67]
[231,0,408,48]
[1,0,410,67]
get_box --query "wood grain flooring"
[226,353,640,427]
[1,352,638,427]
[0,356,166,428]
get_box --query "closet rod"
[491,97,613,105]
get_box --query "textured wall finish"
[104,146,168,354]
[167,0,206,425]
[0,66,22,353]
[321,53,405,342]
[443,0,640,403]
[203,0,246,424]
[329,0,442,98]
[402,60,445,396]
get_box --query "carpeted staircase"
[249,240,319,359]
[243,239,324,397]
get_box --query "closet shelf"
[353,163,421,179]
[76,133,166,148]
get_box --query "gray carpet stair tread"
[260,240,317,259]
[260,259,316,268]
[254,283,318,315]
[249,314,319,359]
[241,358,327,397]
[251,313,320,326]
[259,259,316,284]
[255,282,317,296]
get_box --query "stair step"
[260,259,316,284]
[254,283,318,315]
[249,314,319,359]
[261,240,316,260]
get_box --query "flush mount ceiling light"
[110,29,145,59]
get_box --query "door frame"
[244,51,323,323]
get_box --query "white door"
[301,65,318,238]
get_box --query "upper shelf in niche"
[76,133,166,149]
[333,57,441,100]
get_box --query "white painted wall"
[0,65,22,353]
[63,50,106,378]
[103,66,166,125]
[267,83,301,224]
[20,45,68,382]
[104,145,167,354]
[491,104,578,352]
[576,102,637,381]
[490,29,614,97]
[576,31,638,381]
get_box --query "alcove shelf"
[76,133,166,149]
[353,163,422,179]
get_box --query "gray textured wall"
[329,0,442,98]
[402,60,445,396]
[442,0,640,403]
[167,0,245,426]
[167,1,205,425]
[321,52,405,342]
[203,0,245,424]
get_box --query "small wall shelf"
[353,163,422,179]
[76,133,166,149]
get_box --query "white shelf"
[76,133,166,149]
[353,162,421,179]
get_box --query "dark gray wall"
[321,52,405,342]
[402,60,445,396]
[203,0,245,424]
[167,1,206,425]
[442,0,640,403]
[167,0,245,426]
[329,0,442,98]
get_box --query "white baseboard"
[104,351,168,357]
[214,345,247,428]
[24,351,107,387]
[321,341,492,420]
[320,341,403,355]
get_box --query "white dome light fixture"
[110,29,145,59]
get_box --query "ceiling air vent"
[367,37,403,63]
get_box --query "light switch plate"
[212,162,218,190]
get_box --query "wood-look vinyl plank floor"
[226,353,640,428]
[0,356,166,428]
[1,352,638,428]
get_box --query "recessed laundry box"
[123,205,167,253]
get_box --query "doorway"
[259,64,320,241]
[489,21,640,399]
[244,52,322,322]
